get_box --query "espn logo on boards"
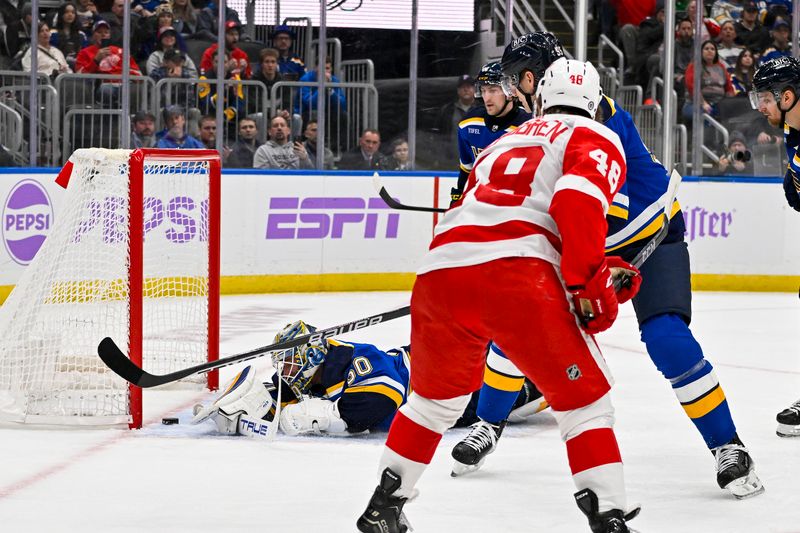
[265,197,400,240]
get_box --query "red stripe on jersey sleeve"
[429,219,562,253]
[561,126,626,208]
[565,427,623,475]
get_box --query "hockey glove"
[606,256,642,304]
[450,187,463,207]
[783,171,800,212]
[279,397,348,436]
[569,260,618,335]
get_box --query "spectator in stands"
[194,1,241,42]
[136,3,186,64]
[716,130,753,175]
[150,48,196,109]
[0,0,23,54]
[157,104,204,148]
[4,2,33,59]
[225,117,262,168]
[296,58,347,121]
[50,2,87,70]
[273,25,305,81]
[687,0,712,42]
[75,0,99,35]
[735,2,771,54]
[711,0,745,23]
[760,18,791,63]
[385,138,411,170]
[199,21,250,78]
[130,110,156,148]
[302,119,334,170]
[253,47,284,93]
[22,22,71,79]
[132,0,164,18]
[618,1,664,86]
[731,48,756,94]
[170,0,198,37]
[99,0,133,46]
[253,115,313,169]
[613,0,656,66]
[338,129,386,171]
[198,48,247,136]
[196,115,217,149]
[716,20,744,70]
[434,74,475,142]
[147,26,197,77]
[650,17,694,94]
[683,39,735,120]
[75,19,142,106]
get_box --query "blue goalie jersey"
[310,340,410,433]
[599,96,686,254]
[457,105,531,190]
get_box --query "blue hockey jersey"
[457,105,531,190]
[599,96,686,254]
[310,339,410,433]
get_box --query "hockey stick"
[373,173,447,213]
[97,305,411,388]
[612,169,682,290]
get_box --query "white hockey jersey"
[418,113,626,288]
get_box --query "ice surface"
[1,291,798,532]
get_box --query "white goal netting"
[0,148,219,427]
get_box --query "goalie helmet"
[535,58,602,119]
[271,320,327,397]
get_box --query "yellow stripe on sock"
[483,367,525,392]
[682,386,726,419]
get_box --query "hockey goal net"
[0,148,220,429]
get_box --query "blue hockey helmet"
[271,320,327,397]
[499,32,565,109]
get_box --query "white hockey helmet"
[535,57,603,119]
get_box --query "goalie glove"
[191,365,274,435]
[279,397,348,436]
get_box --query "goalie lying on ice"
[193,320,412,436]
[193,320,548,437]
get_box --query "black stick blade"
[98,337,148,387]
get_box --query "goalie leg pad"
[191,365,274,435]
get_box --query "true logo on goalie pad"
[238,416,272,437]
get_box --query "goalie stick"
[373,173,447,213]
[97,305,410,388]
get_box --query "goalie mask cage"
[0,148,220,429]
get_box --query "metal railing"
[0,101,23,154]
[341,59,375,85]
[598,34,624,86]
[310,38,343,76]
[0,83,59,165]
[598,66,618,100]
[616,84,643,124]
[701,112,729,164]
[62,108,123,159]
[637,102,687,173]
[551,0,576,31]
[492,0,548,44]
[269,80,378,160]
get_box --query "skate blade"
[776,423,800,437]
[450,457,486,477]
[724,469,765,500]
[399,512,414,532]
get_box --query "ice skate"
[713,434,765,500]
[450,419,505,477]
[776,399,800,437]
[357,468,413,533]
[574,488,640,533]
